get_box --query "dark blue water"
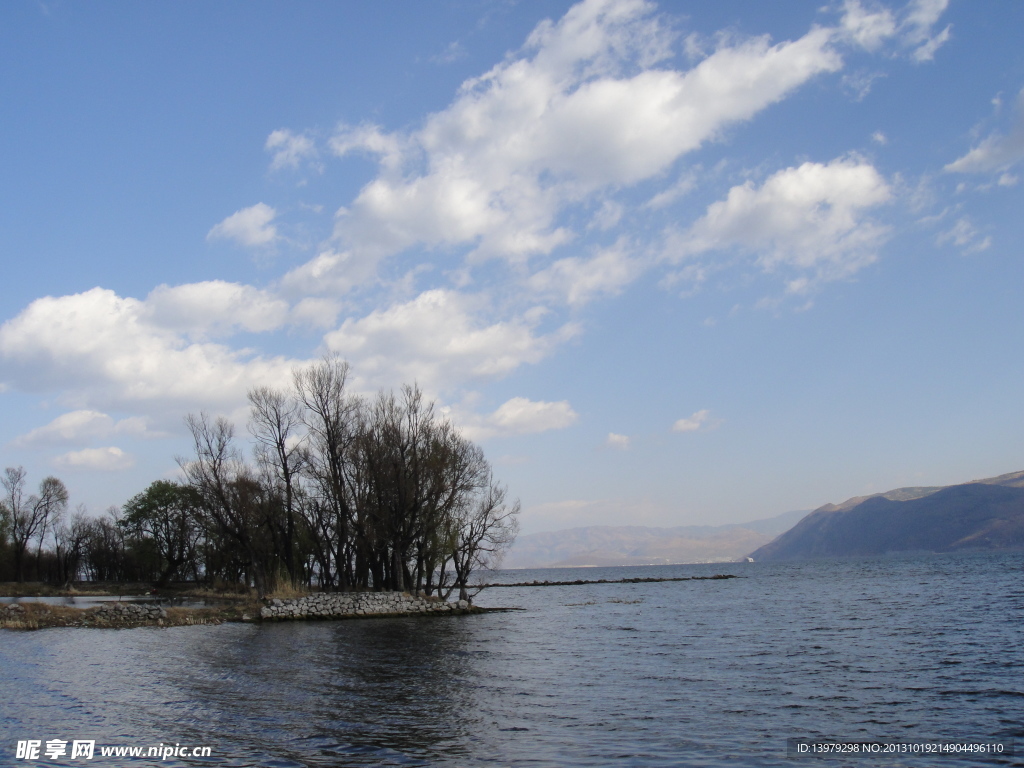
[2,553,1023,767]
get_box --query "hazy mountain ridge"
[750,470,1024,561]
[816,469,1024,513]
[504,509,807,569]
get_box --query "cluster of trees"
[0,468,139,585]
[1,357,520,600]
[0,467,69,583]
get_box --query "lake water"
[2,553,1023,767]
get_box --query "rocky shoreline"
[261,591,476,620]
[1,591,482,631]
[1,601,229,630]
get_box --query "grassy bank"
[0,583,496,631]
[0,581,256,599]
[0,581,261,630]
[0,601,262,630]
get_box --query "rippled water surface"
[3,553,1024,767]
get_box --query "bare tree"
[0,486,12,574]
[352,384,517,596]
[2,468,69,582]
[34,476,68,576]
[355,385,431,592]
[410,417,489,596]
[293,355,361,589]
[163,358,521,597]
[81,507,129,582]
[0,503,12,582]
[447,477,520,603]
[248,385,305,586]
[1,467,28,580]
[53,505,92,587]
[180,413,281,597]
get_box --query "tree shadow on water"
[178,618,483,766]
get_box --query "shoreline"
[0,588,493,631]
[0,574,739,630]
[0,581,250,599]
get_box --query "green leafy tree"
[121,480,204,586]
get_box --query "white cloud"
[645,171,697,209]
[207,203,278,247]
[0,282,578,431]
[12,410,150,448]
[527,242,644,307]
[489,397,578,434]
[871,130,888,145]
[672,409,710,433]
[265,129,317,171]
[901,0,951,62]
[289,297,342,329]
[0,287,299,410]
[279,249,379,297]
[145,281,290,338]
[907,25,949,62]
[839,0,949,61]
[840,0,896,51]
[324,289,579,392]
[606,432,631,449]
[329,123,404,169]
[318,0,842,268]
[589,199,624,231]
[842,70,886,101]
[444,396,578,441]
[54,446,136,472]
[432,41,467,65]
[2,1,948,474]
[945,88,1024,174]
[14,410,114,446]
[936,217,991,254]
[671,157,892,292]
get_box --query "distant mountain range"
[749,469,1024,561]
[505,470,1024,568]
[503,509,807,569]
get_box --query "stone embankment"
[261,591,472,621]
[1,592,480,630]
[92,602,168,622]
[2,604,26,619]
[1,601,170,629]
[1,602,167,620]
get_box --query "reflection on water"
[3,553,1024,767]
[165,620,479,765]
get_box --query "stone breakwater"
[261,592,472,621]
[1,592,483,631]
[92,602,168,622]
[484,574,740,588]
[1,603,27,620]
[1,601,167,620]
[1,601,171,629]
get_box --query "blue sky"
[1,0,1022,534]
